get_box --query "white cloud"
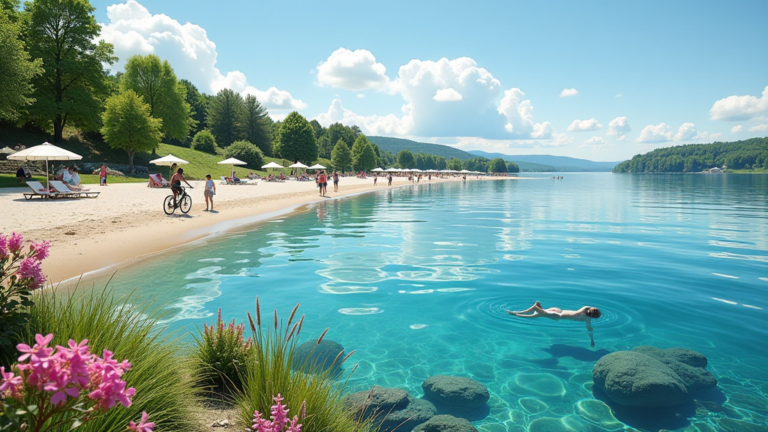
[731,125,743,132]
[315,98,412,136]
[316,48,390,91]
[749,124,768,132]
[356,94,366,98]
[99,0,305,111]
[709,86,768,121]
[433,88,463,102]
[636,123,673,143]
[560,88,578,97]
[607,116,631,137]
[579,136,610,152]
[584,136,607,145]
[497,87,553,139]
[674,123,700,141]
[567,118,602,132]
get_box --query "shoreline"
[5,176,525,285]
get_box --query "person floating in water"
[507,301,601,347]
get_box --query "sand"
[3,175,517,284]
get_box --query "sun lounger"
[148,174,170,188]
[23,181,59,200]
[50,181,100,198]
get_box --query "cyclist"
[170,168,192,207]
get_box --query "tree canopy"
[351,135,376,171]
[225,140,264,169]
[207,89,244,147]
[613,137,768,172]
[191,129,217,153]
[0,8,42,120]
[180,79,207,135]
[397,149,415,168]
[318,122,356,158]
[274,111,317,164]
[101,90,162,168]
[489,158,508,173]
[331,139,352,173]
[447,157,463,171]
[242,94,272,156]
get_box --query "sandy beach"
[3,175,520,284]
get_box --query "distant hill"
[368,136,474,161]
[469,151,620,172]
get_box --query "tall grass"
[235,298,370,432]
[18,285,201,432]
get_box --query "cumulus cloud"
[607,116,631,138]
[99,0,305,112]
[673,123,703,141]
[636,123,673,143]
[709,86,768,121]
[316,48,390,91]
[584,136,607,145]
[315,99,412,136]
[560,88,578,97]
[433,88,463,102]
[749,124,768,132]
[567,118,602,132]
[731,125,743,132]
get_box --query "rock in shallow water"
[413,415,478,432]
[343,386,436,432]
[422,375,490,408]
[293,339,344,373]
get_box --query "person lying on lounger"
[507,301,601,347]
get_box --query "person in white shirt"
[61,167,72,183]
[204,174,216,211]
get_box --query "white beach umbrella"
[261,161,284,169]
[385,167,399,172]
[289,162,309,168]
[412,168,422,172]
[371,167,384,172]
[218,157,247,180]
[460,169,471,173]
[9,142,82,190]
[150,154,189,178]
[308,164,326,170]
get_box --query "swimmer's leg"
[510,301,544,314]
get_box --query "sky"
[91,0,768,162]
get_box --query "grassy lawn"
[0,173,148,188]
[726,169,768,174]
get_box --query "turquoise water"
[104,174,768,431]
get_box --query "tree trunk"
[54,50,63,143]
[53,119,64,143]
[128,152,135,170]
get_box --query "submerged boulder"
[422,376,490,408]
[293,339,344,374]
[344,386,436,432]
[592,346,717,408]
[413,415,478,432]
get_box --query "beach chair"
[148,173,170,188]
[50,181,100,198]
[220,176,229,185]
[23,181,59,200]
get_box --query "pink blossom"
[271,394,289,431]
[8,232,23,253]
[0,367,23,399]
[286,416,302,432]
[17,333,54,362]
[16,257,46,289]
[0,234,8,259]
[128,411,155,432]
[29,240,50,260]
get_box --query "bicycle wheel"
[180,194,192,214]
[163,195,176,215]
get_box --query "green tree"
[101,90,162,168]
[506,161,520,173]
[242,94,272,156]
[25,0,116,142]
[0,8,42,120]
[121,54,191,141]
[447,157,463,171]
[351,135,376,171]
[180,79,207,134]
[318,123,355,158]
[225,140,264,168]
[274,111,317,163]
[436,156,447,170]
[309,119,324,139]
[207,88,244,147]
[397,149,415,168]
[415,154,426,170]
[371,143,383,168]
[191,129,217,153]
[489,158,508,173]
[331,139,352,173]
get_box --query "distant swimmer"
[507,301,601,347]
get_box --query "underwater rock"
[593,346,718,408]
[716,417,768,432]
[343,386,436,432]
[412,415,478,432]
[423,375,490,408]
[293,339,344,373]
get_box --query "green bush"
[191,308,254,393]
[18,287,201,432]
[235,299,369,432]
[225,140,264,168]
[191,129,218,153]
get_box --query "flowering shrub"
[192,308,253,391]
[252,394,304,432]
[0,232,49,349]
[0,333,152,432]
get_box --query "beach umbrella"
[8,142,82,190]
[0,147,16,161]
[385,167,399,172]
[308,164,326,171]
[261,161,284,169]
[460,169,471,173]
[372,167,384,172]
[150,154,189,178]
[288,161,308,176]
[218,157,247,180]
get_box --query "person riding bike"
[170,168,192,207]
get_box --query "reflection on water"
[102,174,768,431]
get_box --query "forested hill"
[367,136,474,160]
[470,151,618,172]
[613,137,768,173]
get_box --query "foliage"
[396,149,415,168]
[0,333,150,432]
[17,287,200,431]
[0,233,48,358]
[368,136,474,161]
[242,95,272,156]
[463,157,489,173]
[330,139,352,173]
[446,157,463,171]
[191,309,253,393]
[435,156,447,170]
[251,394,303,432]
[274,112,317,164]
[235,299,368,432]
[24,0,116,142]
[208,89,245,147]
[613,137,768,172]
[191,129,217,154]
[506,160,520,173]
[317,123,355,159]
[0,9,42,120]
[101,90,162,168]
[489,158,508,172]
[121,54,191,141]
[226,140,265,169]
[350,135,376,171]
[180,79,207,135]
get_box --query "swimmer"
[507,301,601,347]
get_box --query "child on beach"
[204,174,216,211]
[100,164,108,186]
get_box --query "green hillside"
[613,137,768,173]
[368,136,474,160]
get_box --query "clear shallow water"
[103,174,768,431]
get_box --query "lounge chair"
[148,173,170,188]
[50,181,100,198]
[23,181,59,200]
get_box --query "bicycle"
[163,186,193,215]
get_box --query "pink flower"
[8,232,23,253]
[17,333,54,362]
[29,240,50,260]
[128,411,155,432]
[0,367,23,399]
[286,416,302,432]
[16,257,46,289]
[0,234,8,259]
[271,394,288,431]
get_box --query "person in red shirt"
[318,171,328,197]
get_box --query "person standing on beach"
[388,174,393,186]
[100,164,108,186]
[333,171,339,192]
[374,174,378,186]
[318,171,328,197]
[204,174,216,211]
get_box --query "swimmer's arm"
[586,321,595,347]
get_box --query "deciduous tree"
[274,111,317,163]
[331,139,352,173]
[180,79,207,134]
[447,157,463,171]
[351,135,376,171]
[0,8,42,120]
[101,90,162,169]
[489,158,508,173]
[397,149,415,168]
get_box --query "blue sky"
[93,0,768,161]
